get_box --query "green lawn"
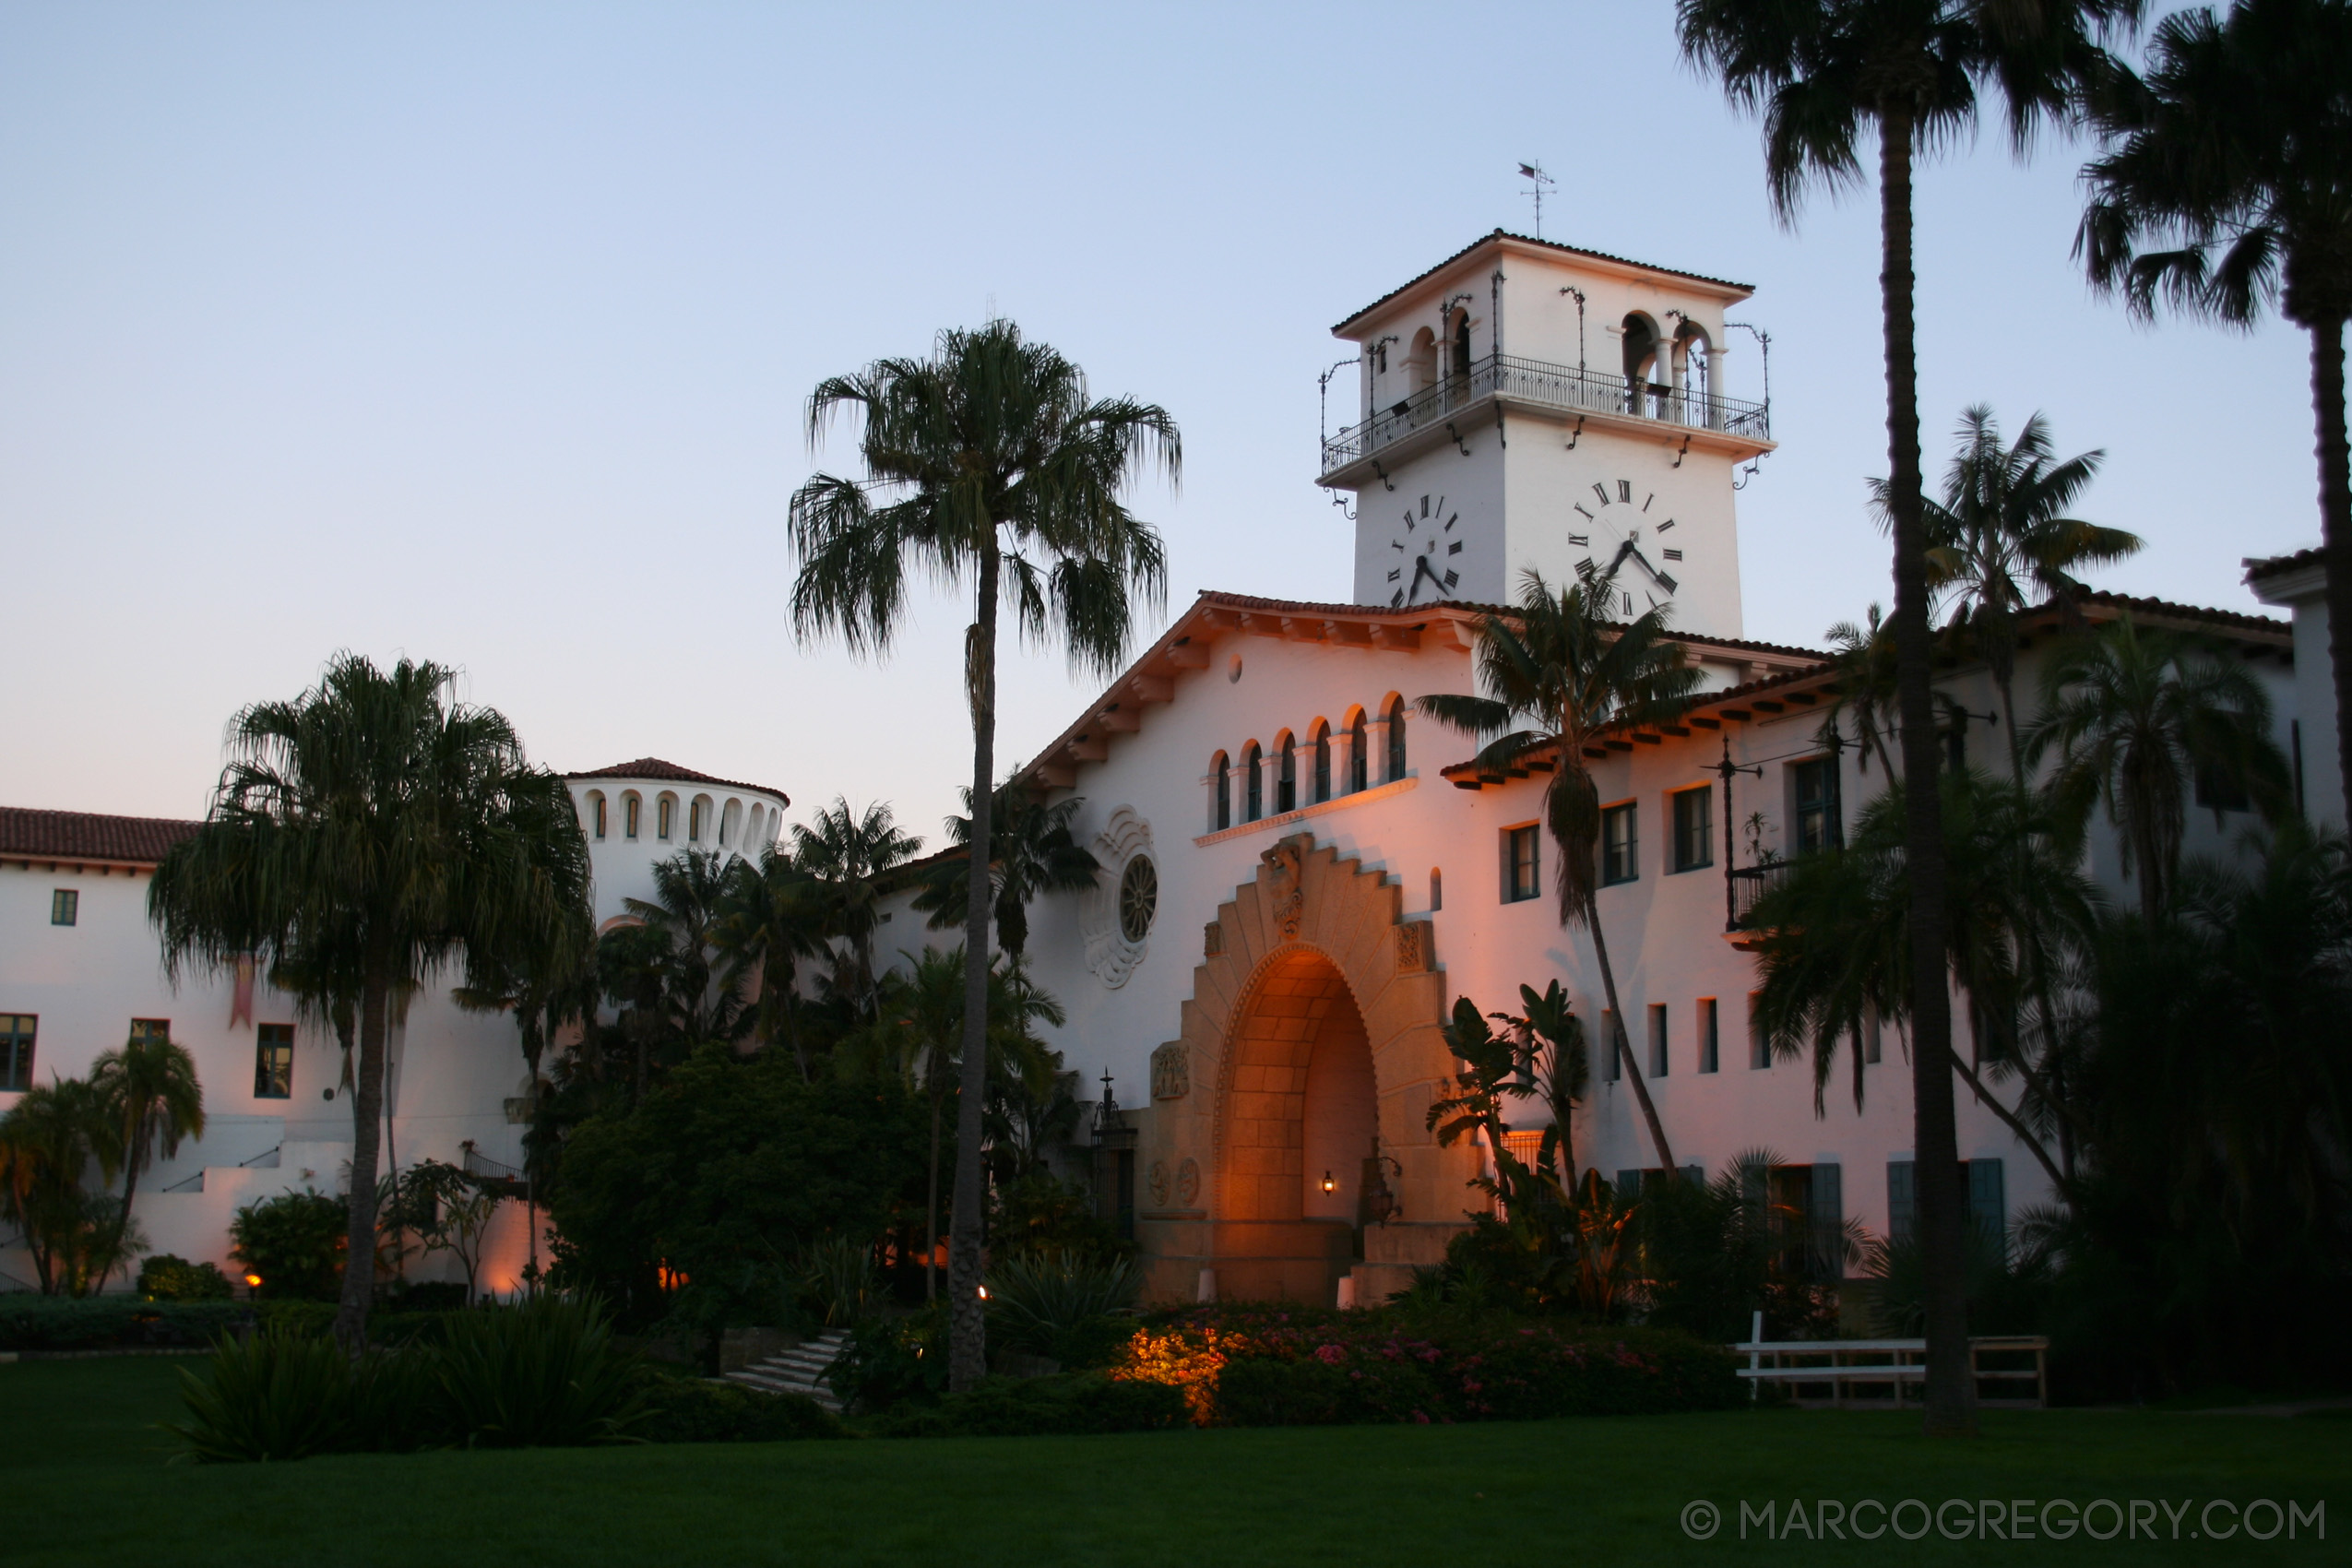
[4,1356,2342,1566]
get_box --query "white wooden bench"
[1729,1314,2048,1408]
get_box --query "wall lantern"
[1322,1171,1336,1194]
[244,1273,263,1289]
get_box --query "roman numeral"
[1387,568,1401,581]
[1443,512,1458,531]
[1658,573,1679,593]
[1656,518,1675,531]
[1391,589,1406,607]
[1447,540,1463,555]
[1663,549,1682,562]
[1642,493,1655,511]
[1567,533,1588,546]
[1420,495,1430,517]
[1618,480,1632,502]
[1591,482,1610,505]
[1574,504,1593,520]
[1443,569,1459,588]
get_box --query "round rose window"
[1118,855,1158,944]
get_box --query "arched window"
[720,798,742,849]
[1431,867,1443,911]
[1385,697,1408,781]
[657,793,676,840]
[1348,712,1369,793]
[1276,731,1297,814]
[588,791,607,840]
[688,798,707,842]
[1211,752,1231,832]
[1407,327,1436,395]
[624,792,642,839]
[1243,743,1263,822]
[1622,314,1661,415]
[1312,722,1332,804]
[1450,309,1472,380]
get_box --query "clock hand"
[1411,556,1445,600]
[1623,544,1680,596]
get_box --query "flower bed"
[1110,1304,1742,1427]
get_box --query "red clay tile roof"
[1195,589,1830,663]
[0,807,200,866]
[2244,548,2323,583]
[1334,229,1754,335]
[2067,588,2287,636]
[565,757,790,806]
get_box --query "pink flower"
[1413,1410,1431,1424]
[1313,1344,1346,1365]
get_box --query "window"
[1600,802,1638,885]
[624,794,641,838]
[1276,733,1297,814]
[1766,1163,1845,1281]
[50,889,78,926]
[1887,1158,2006,1246]
[1450,310,1472,379]
[1503,826,1540,903]
[1349,713,1369,793]
[1244,743,1263,821]
[1747,992,1769,1070]
[1312,723,1332,803]
[1669,786,1712,872]
[688,799,706,841]
[1792,758,1841,853]
[590,794,607,840]
[130,1018,170,1047]
[658,796,674,839]
[254,1023,294,1099]
[1430,867,1443,912]
[1117,856,1158,944]
[2194,762,2251,813]
[1647,1004,1669,1077]
[1211,753,1231,832]
[1863,1004,1883,1064]
[1385,697,1408,781]
[0,1015,33,1093]
[1601,1010,1620,1081]
[1698,997,1719,1074]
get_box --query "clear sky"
[1,1,2314,842]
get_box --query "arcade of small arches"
[577,787,778,857]
[1205,695,1409,833]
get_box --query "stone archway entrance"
[1135,833,1479,1304]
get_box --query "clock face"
[1385,493,1467,607]
[1569,476,1683,612]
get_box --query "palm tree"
[148,654,592,1348]
[910,780,1101,967]
[1420,564,1702,1179]
[2077,0,2352,827]
[1819,603,1901,778]
[0,1078,113,1295]
[2022,615,2292,921]
[1747,768,2100,1193]
[1677,0,2142,1437]
[790,798,925,1020]
[789,320,1177,1390]
[1897,406,2142,776]
[712,850,833,1081]
[87,1028,206,1290]
[622,849,750,1047]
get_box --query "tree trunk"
[1879,111,1976,1438]
[925,1051,944,1302]
[946,540,1001,1392]
[105,1136,146,1293]
[335,954,389,1352]
[2308,316,2352,830]
[1586,913,1676,1178]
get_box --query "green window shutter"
[1966,1158,2006,1244]
[1887,1161,1915,1247]
[1614,1169,1642,1199]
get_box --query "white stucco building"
[5,231,2334,1310]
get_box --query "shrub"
[166,1328,367,1462]
[799,1234,884,1328]
[432,1293,645,1447]
[830,1302,947,1413]
[379,1278,470,1313]
[865,1371,1187,1438]
[229,1190,348,1301]
[1116,1304,1743,1426]
[0,1296,247,1351]
[253,1300,339,1340]
[627,1366,846,1443]
[985,1251,1142,1364]
[139,1254,233,1301]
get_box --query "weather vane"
[1518,161,1555,239]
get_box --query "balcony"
[1321,351,1770,479]
[1727,861,1791,932]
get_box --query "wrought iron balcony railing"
[1727,861,1792,932]
[1321,351,1770,477]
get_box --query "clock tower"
[1320,231,1774,639]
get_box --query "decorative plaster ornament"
[1147,1160,1170,1208]
[1175,1158,1201,1207]
[1080,806,1155,987]
[1262,837,1305,941]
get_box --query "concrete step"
[721,1331,849,1413]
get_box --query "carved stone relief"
[1261,837,1304,941]
[1150,1042,1189,1100]
[1174,1158,1201,1207]
[1146,1159,1170,1208]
